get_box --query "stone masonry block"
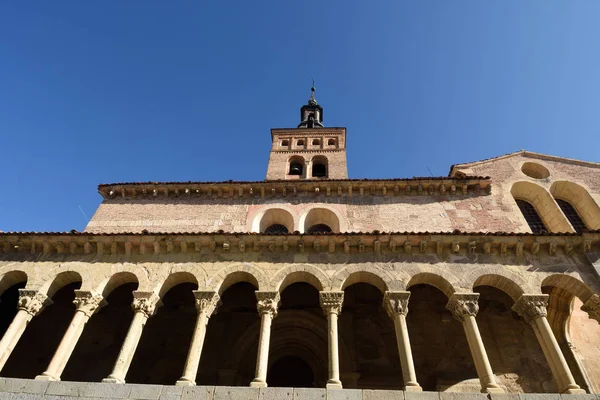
[560,395,595,400]
[82,382,132,398]
[405,391,440,400]
[294,387,326,400]
[327,388,362,400]
[259,387,293,400]
[159,385,184,400]
[0,378,49,395]
[518,395,561,400]
[45,381,89,397]
[440,393,487,400]
[0,394,43,400]
[363,389,404,400]
[489,394,519,400]
[214,386,259,400]
[181,385,215,400]
[129,383,164,400]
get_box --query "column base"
[483,387,505,394]
[102,376,125,384]
[326,380,343,389]
[562,388,586,394]
[175,379,196,386]
[34,373,59,382]
[404,385,422,392]
[249,380,267,388]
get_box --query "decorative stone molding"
[255,291,279,317]
[383,291,410,318]
[17,289,53,317]
[193,291,220,316]
[73,291,105,318]
[131,291,161,318]
[512,294,549,324]
[320,291,344,315]
[581,294,600,324]
[446,293,480,321]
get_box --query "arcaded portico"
[0,88,599,398]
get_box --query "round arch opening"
[303,208,340,233]
[268,355,315,387]
[257,208,295,234]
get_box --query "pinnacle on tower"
[298,82,324,128]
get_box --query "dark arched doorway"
[268,355,314,387]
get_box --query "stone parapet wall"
[0,378,597,400]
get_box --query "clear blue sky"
[1,2,599,232]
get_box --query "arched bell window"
[312,139,320,146]
[327,138,336,146]
[311,155,328,178]
[516,199,548,233]
[288,156,305,176]
[555,199,587,233]
[307,224,332,234]
[264,224,289,234]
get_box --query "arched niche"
[252,208,295,234]
[311,155,328,178]
[511,181,574,233]
[302,208,340,234]
[550,181,600,230]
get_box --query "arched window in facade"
[312,139,320,146]
[555,199,587,233]
[327,138,336,146]
[311,156,328,178]
[288,156,304,176]
[264,224,289,234]
[515,199,548,233]
[297,140,305,146]
[306,224,332,234]
[281,140,289,147]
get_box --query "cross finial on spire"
[308,80,317,106]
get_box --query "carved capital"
[512,294,549,324]
[581,294,600,324]
[446,293,479,321]
[18,289,53,317]
[131,291,161,318]
[194,291,220,316]
[255,291,279,317]
[383,291,410,318]
[73,290,105,318]
[319,291,344,316]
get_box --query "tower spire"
[298,81,324,129]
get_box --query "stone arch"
[0,270,27,296]
[96,271,140,298]
[511,181,574,233]
[471,273,526,302]
[271,265,329,292]
[209,264,267,295]
[310,155,328,178]
[332,265,393,294]
[41,271,83,298]
[550,181,600,230]
[541,274,595,302]
[157,271,198,298]
[300,206,347,234]
[248,205,298,233]
[406,272,457,298]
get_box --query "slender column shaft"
[250,291,279,388]
[36,291,104,381]
[320,291,344,389]
[447,293,503,394]
[0,290,52,373]
[104,291,161,384]
[177,291,219,386]
[513,294,585,394]
[383,291,421,391]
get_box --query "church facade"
[0,88,599,399]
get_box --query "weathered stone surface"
[440,393,487,400]
[129,383,164,400]
[518,394,561,400]
[294,387,326,400]
[213,386,259,400]
[159,386,184,400]
[181,385,214,400]
[0,378,49,395]
[45,381,88,397]
[559,395,596,400]
[489,393,519,400]
[363,389,404,400]
[259,387,293,400]
[405,391,440,400]
[327,388,362,400]
[82,382,132,398]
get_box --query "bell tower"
[266,85,348,181]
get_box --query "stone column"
[0,290,52,373]
[176,291,220,386]
[304,160,312,179]
[512,294,586,394]
[320,291,344,389]
[446,293,504,394]
[383,291,422,391]
[36,290,105,381]
[250,291,279,388]
[103,291,161,384]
